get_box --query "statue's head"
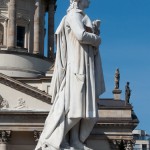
[78,0,90,9]
[70,0,90,9]
[68,0,90,12]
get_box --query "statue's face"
[79,0,90,9]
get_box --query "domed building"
[0,0,56,78]
[0,0,139,150]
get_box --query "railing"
[134,148,150,150]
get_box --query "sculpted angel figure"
[35,0,105,149]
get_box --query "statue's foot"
[60,137,70,149]
[60,143,70,150]
[70,142,93,150]
[83,145,93,150]
[70,141,84,150]
[61,148,70,150]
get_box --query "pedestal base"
[112,89,122,100]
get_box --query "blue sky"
[45,0,150,133]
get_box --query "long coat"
[35,8,105,150]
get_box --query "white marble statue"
[35,0,105,149]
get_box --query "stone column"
[33,0,41,54]
[48,0,56,60]
[40,2,45,55]
[3,20,8,46]
[24,24,29,49]
[0,131,11,150]
[8,0,16,48]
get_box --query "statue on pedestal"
[125,82,131,104]
[114,68,120,89]
[35,0,105,149]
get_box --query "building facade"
[0,0,139,150]
[133,130,150,150]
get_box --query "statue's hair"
[70,0,80,4]
[68,0,79,13]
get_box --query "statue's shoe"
[83,145,93,150]
[60,141,70,150]
[70,145,92,150]
[61,148,70,150]
[60,146,70,150]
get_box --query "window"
[0,24,4,45]
[47,85,50,94]
[17,26,25,48]
[142,144,147,150]
[134,134,140,140]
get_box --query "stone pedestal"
[8,0,16,48]
[112,89,122,100]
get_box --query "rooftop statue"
[35,0,105,149]
[125,82,131,104]
[115,68,120,89]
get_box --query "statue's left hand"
[93,20,101,35]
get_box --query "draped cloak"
[35,9,105,150]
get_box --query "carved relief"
[109,139,135,150]
[14,98,27,109]
[34,130,42,142]
[0,95,9,109]
[125,140,135,150]
[0,131,11,144]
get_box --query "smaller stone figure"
[0,95,9,109]
[0,131,11,143]
[125,82,131,104]
[1,131,7,143]
[115,68,120,89]
[15,98,27,109]
[1,99,9,109]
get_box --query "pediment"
[0,73,52,111]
